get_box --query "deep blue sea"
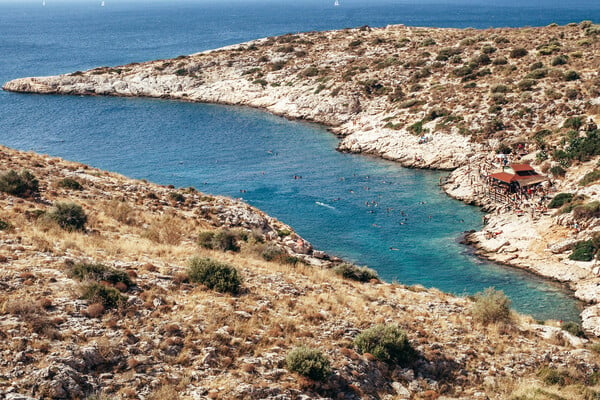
[2,0,599,321]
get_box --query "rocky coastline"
[3,22,600,333]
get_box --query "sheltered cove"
[3,22,600,333]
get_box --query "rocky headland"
[2,21,600,398]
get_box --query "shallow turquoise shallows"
[2,0,597,322]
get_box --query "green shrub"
[471,287,512,325]
[561,321,585,337]
[197,229,240,252]
[197,231,215,248]
[0,219,13,231]
[490,84,510,93]
[360,79,388,96]
[481,44,496,54]
[333,263,378,282]
[549,165,566,177]
[473,53,491,66]
[354,324,414,365]
[70,262,132,287]
[537,367,572,386]
[420,37,436,46]
[285,346,331,381]
[569,240,596,261]
[57,178,83,191]
[526,68,548,80]
[564,70,580,81]
[491,93,508,105]
[436,47,461,61]
[212,229,240,252]
[510,47,528,58]
[573,201,600,220]
[408,120,427,135]
[187,257,242,294]
[566,130,600,161]
[81,283,126,309]
[0,169,39,198]
[551,55,568,66]
[563,116,583,130]
[517,79,536,91]
[168,192,185,203]
[46,202,87,231]
[492,56,508,65]
[261,244,285,261]
[548,193,573,208]
[270,60,287,71]
[452,65,473,77]
[529,61,544,71]
[580,170,600,186]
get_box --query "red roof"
[490,172,517,183]
[490,171,548,186]
[510,163,535,172]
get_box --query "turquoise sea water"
[2,0,598,321]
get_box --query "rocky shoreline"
[3,22,600,332]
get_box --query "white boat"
[101,1,105,6]
[334,0,340,5]
[42,0,46,6]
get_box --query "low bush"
[0,219,13,231]
[354,324,415,365]
[548,193,573,208]
[526,68,548,80]
[168,192,185,203]
[471,287,512,325]
[285,346,331,381]
[573,201,600,219]
[490,84,510,93]
[70,262,132,287]
[570,240,596,261]
[0,169,39,198]
[549,165,566,177]
[580,170,600,186]
[551,55,568,66]
[46,202,87,231]
[563,116,583,130]
[564,70,580,81]
[333,263,378,282]
[561,321,585,337]
[261,243,285,261]
[57,177,83,190]
[537,367,573,386]
[187,257,242,294]
[81,283,126,309]
[197,229,240,252]
[517,79,536,91]
[510,47,528,58]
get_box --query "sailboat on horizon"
[42,0,46,6]
[334,0,340,5]
[101,0,105,6]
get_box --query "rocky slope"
[2,146,600,400]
